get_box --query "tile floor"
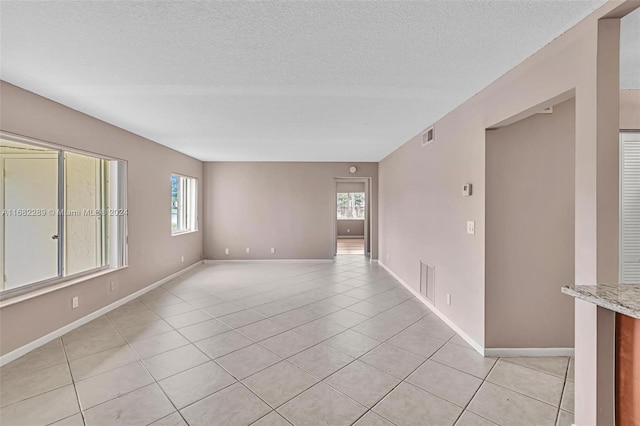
[0,256,574,425]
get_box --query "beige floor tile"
[387,328,446,358]
[62,317,114,345]
[216,344,282,380]
[360,343,426,379]
[188,295,225,309]
[278,382,367,426]
[323,330,381,358]
[149,412,188,426]
[289,343,354,380]
[455,411,498,426]
[251,301,296,317]
[83,384,174,426]
[201,301,246,317]
[50,413,85,426]
[129,330,190,359]
[503,356,570,378]
[406,359,482,407]
[351,317,407,341]
[0,344,66,382]
[238,319,288,341]
[69,345,138,381]
[294,318,347,340]
[406,315,456,341]
[180,382,271,425]
[323,294,361,308]
[353,411,395,425]
[561,381,574,413]
[142,344,209,380]
[431,343,497,379]
[0,362,72,408]
[0,385,79,426]
[449,334,474,350]
[324,309,369,328]
[76,361,153,409]
[159,361,236,409]
[259,329,322,358]
[325,360,401,408]
[118,319,173,342]
[195,330,254,359]
[150,301,198,318]
[64,328,125,361]
[218,309,266,328]
[243,361,318,408]
[270,309,318,328]
[108,308,160,329]
[556,409,574,426]
[567,357,575,381]
[251,411,292,426]
[467,382,557,426]
[163,310,211,329]
[373,382,462,426]
[177,318,231,341]
[487,360,565,406]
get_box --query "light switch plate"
[466,221,475,235]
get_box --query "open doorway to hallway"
[335,179,369,256]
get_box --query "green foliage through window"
[337,192,365,220]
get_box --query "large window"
[0,134,127,297]
[337,192,365,220]
[171,174,197,234]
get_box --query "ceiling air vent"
[422,126,435,147]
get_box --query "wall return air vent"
[422,126,435,147]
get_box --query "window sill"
[336,219,365,221]
[171,229,199,236]
[0,266,129,308]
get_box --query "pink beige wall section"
[379,2,637,424]
[0,81,204,356]
[203,162,378,260]
[485,98,576,349]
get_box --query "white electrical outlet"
[72,296,79,309]
[110,282,116,292]
[271,248,276,254]
[246,248,250,254]
[347,228,350,233]
[446,294,452,305]
[466,221,475,235]
[225,248,229,255]
[181,255,184,263]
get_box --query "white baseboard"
[204,259,334,264]
[0,261,204,367]
[337,235,365,239]
[378,261,485,356]
[484,347,575,357]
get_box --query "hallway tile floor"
[0,256,574,425]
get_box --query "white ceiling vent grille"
[422,127,435,147]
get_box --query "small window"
[337,192,365,220]
[171,174,197,234]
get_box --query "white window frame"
[171,173,198,235]
[0,132,128,300]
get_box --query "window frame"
[171,173,198,235]
[0,131,128,301]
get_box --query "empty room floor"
[0,257,574,426]
[337,238,365,255]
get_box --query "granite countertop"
[562,283,640,319]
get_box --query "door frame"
[334,177,371,257]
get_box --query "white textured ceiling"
[0,1,615,161]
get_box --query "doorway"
[335,178,369,256]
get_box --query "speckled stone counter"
[562,283,640,319]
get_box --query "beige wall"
[485,98,576,349]
[620,89,640,129]
[379,3,635,423]
[203,162,377,260]
[337,220,365,237]
[0,81,203,356]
